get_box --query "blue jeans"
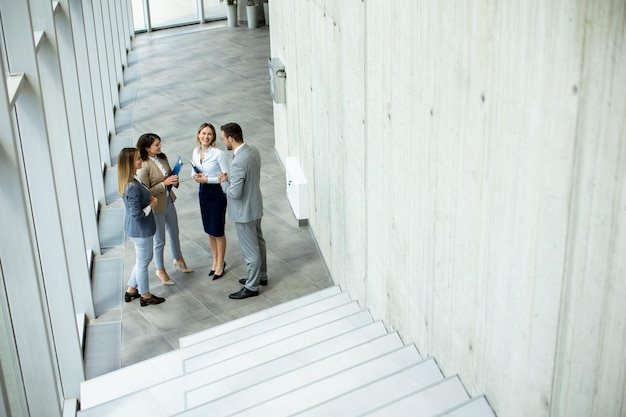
[153,197,182,269]
[128,235,154,294]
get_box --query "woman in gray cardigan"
[118,148,166,307]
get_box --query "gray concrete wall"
[269,1,626,416]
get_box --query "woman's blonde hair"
[196,122,217,148]
[117,148,139,195]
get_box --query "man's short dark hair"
[221,122,243,143]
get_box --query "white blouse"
[191,146,229,184]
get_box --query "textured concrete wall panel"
[271,1,626,416]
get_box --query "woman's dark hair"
[136,133,167,161]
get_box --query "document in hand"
[171,156,183,176]
[184,157,202,174]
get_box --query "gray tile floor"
[92,22,333,369]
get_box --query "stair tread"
[79,288,495,417]
[433,395,496,417]
[362,376,470,417]
[179,286,343,347]
[294,357,444,417]
[81,298,363,409]
[178,344,423,417]
[78,320,392,416]
[183,309,375,373]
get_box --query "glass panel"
[131,0,146,31]
[0,268,29,417]
[203,0,227,21]
[131,0,228,33]
[149,0,198,29]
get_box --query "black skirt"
[199,183,227,236]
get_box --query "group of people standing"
[117,122,267,307]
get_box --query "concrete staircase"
[78,286,495,416]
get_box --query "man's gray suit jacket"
[221,143,263,223]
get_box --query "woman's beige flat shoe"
[173,258,193,273]
[156,269,175,285]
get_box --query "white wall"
[270,1,626,416]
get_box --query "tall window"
[0,282,28,417]
[131,0,226,32]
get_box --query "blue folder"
[184,157,202,174]
[171,156,183,176]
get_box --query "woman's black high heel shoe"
[211,262,227,280]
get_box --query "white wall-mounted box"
[286,156,308,225]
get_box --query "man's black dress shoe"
[239,278,268,286]
[229,287,259,299]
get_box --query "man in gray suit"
[218,122,268,299]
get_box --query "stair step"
[184,329,405,411]
[178,344,423,417]
[293,357,443,417]
[434,395,496,417]
[79,288,496,417]
[78,319,391,416]
[362,376,470,417]
[179,285,343,347]
[183,307,373,374]
[80,297,362,408]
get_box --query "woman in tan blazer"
[137,133,192,285]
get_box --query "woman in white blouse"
[192,123,229,279]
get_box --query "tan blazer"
[137,157,177,214]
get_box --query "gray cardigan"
[123,179,156,238]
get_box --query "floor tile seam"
[263,289,322,309]
[128,308,181,351]
[210,294,272,322]
[260,250,321,282]
[86,316,123,328]
[125,269,220,338]
[120,328,174,353]
[175,286,223,320]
